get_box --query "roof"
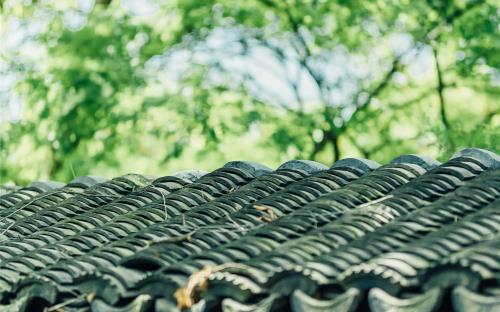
[0,148,498,312]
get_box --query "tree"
[167,0,498,160]
[0,0,498,183]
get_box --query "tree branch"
[258,0,343,160]
[344,1,486,157]
[482,108,499,124]
[332,134,340,161]
[309,130,328,160]
[242,0,486,162]
[432,45,450,130]
[95,0,113,6]
[346,133,371,159]
[308,130,340,161]
[342,55,401,132]
[425,0,486,42]
[258,0,330,106]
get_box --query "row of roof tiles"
[0,148,498,312]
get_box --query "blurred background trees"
[0,0,498,183]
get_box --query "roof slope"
[0,148,498,312]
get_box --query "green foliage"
[0,0,498,184]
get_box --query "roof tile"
[0,149,498,312]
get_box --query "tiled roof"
[0,148,498,312]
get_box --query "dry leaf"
[254,204,278,222]
[175,266,220,309]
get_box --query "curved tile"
[0,150,498,312]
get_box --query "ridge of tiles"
[0,148,498,312]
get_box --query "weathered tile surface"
[0,148,498,312]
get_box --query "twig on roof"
[357,195,394,209]
[160,190,168,221]
[147,230,196,245]
[0,191,67,235]
[46,295,86,312]
[146,221,258,247]
[227,215,246,233]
